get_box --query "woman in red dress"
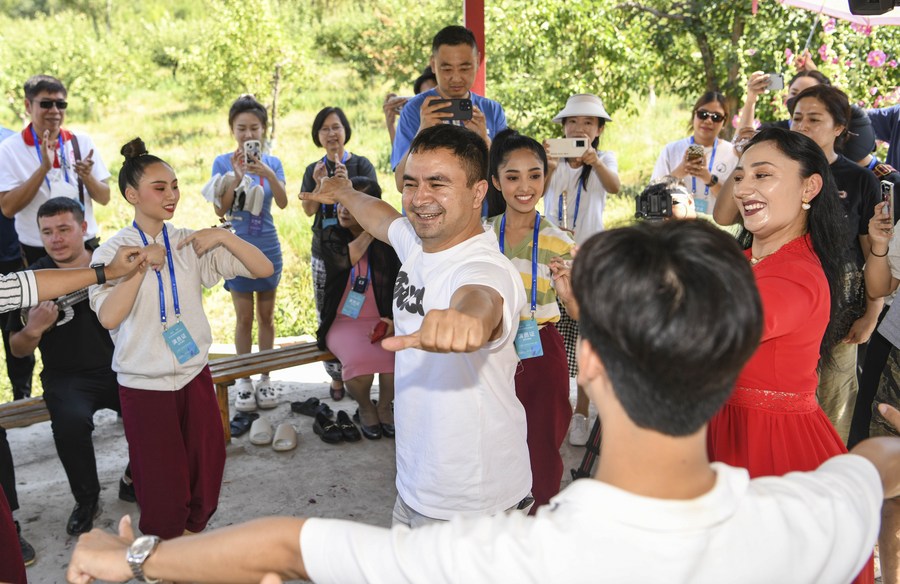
[707,127,874,583]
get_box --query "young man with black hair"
[8,198,134,537]
[390,25,508,192]
[67,218,898,584]
[0,75,111,264]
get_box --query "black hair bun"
[120,138,148,160]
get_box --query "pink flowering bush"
[867,50,887,68]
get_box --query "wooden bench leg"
[216,383,231,443]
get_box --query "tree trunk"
[269,63,282,145]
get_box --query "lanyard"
[133,222,181,326]
[868,156,879,170]
[30,126,69,190]
[689,137,718,197]
[499,211,540,317]
[321,151,350,217]
[557,180,583,230]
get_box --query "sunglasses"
[695,110,725,123]
[36,99,68,110]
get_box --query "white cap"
[552,94,612,124]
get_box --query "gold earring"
[801,198,811,210]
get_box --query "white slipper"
[249,417,273,445]
[272,422,298,452]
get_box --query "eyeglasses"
[37,100,68,110]
[695,110,725,123]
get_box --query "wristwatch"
[126,535,161,583]
[90,262,106,285]
[705,174,719,188]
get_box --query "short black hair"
[24,75,67,100]
[573,220,763,436]
[312,107,352,148]
[413,66,437,95]
[409,124,488,188]
[37,197,84,224]
[228,94,268,130]
[788,70,831,90]
[117,138,170,199]
[350,176,382,200]
[431,25,478,54]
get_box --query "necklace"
[749,252,775,266]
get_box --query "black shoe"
[119,477,136,503]
[15,521,35,566]
[360,423,382,440]
[336,411,361,442]
[380,423,396,438]
[66,500,101,535]
[313,412,343,444]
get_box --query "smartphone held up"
[882,180,895,227]
[243,140,261,165]
[547,138,589,159]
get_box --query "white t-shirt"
[543,151,618,246]
[0,128,109,246]
[387,218,530,519]
[651,137,739,216]
[90,223,252,391]
[302,455,882,584]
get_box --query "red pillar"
[464,0,486,95]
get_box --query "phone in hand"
[370,320,389,344]
[882,180,895,226]
[547,138,589,158]
[686,144,705,161]
[765,73,785,91]
[243,140,261,165]
[434,98,473,121]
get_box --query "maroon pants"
[119,366,225,539]
[0,486,25,583]
[515,324,572,510]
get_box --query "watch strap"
[91,263,106,285]
[127,535,161,583]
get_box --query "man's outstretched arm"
[299,176,401,245]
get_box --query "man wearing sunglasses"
[0,75,111,265]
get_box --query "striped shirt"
[489,215,575,325]
[0,271,37,314]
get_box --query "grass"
[0,71,692,402]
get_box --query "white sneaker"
[255,380,278,410]
[234,379,257,412]
[568,413,589,446]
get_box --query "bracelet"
[871,248,889,258]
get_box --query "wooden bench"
[0,341,334,442]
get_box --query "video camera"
[635,178,696,222]
[849,0,900,15]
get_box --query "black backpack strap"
[69,134,85,205]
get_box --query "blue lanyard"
[320,151,350,218]
[30,126,69,190]
[133,222,181,326]
[499,211,540,316]
[868,157,879,170]
[557,180,583,230]
[689,137,718,197]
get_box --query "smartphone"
[766,73,785,91]
[547,138,589,158]
[882,180,895,226]
[686,144,705,161]
[434,98,473,121]
[370,320,388,344]
[243,140,261,165]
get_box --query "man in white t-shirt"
[0,75,111,264]
[67,220,900,584]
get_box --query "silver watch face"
[129,535,159,560]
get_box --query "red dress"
[707,234,873,584]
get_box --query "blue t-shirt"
[211,153,284,241]
[868,106,900,170]
[390,89,507,170]
[0,128,21,264]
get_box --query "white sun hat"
[552,94,612,124]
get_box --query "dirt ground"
[8,363,587,584]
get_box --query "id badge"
[322,217,338,228]
[248,213,264,237]
[341,290,365,319]
[514,319,543,360]
[162,321,200,364]
[695,198,708,214]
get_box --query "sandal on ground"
[272,422,298,452]
[249,417,273,445]
[329,381,345,401]
[230,412,260,437]
[292,397,320,416]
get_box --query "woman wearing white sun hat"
[543,93,621,447]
